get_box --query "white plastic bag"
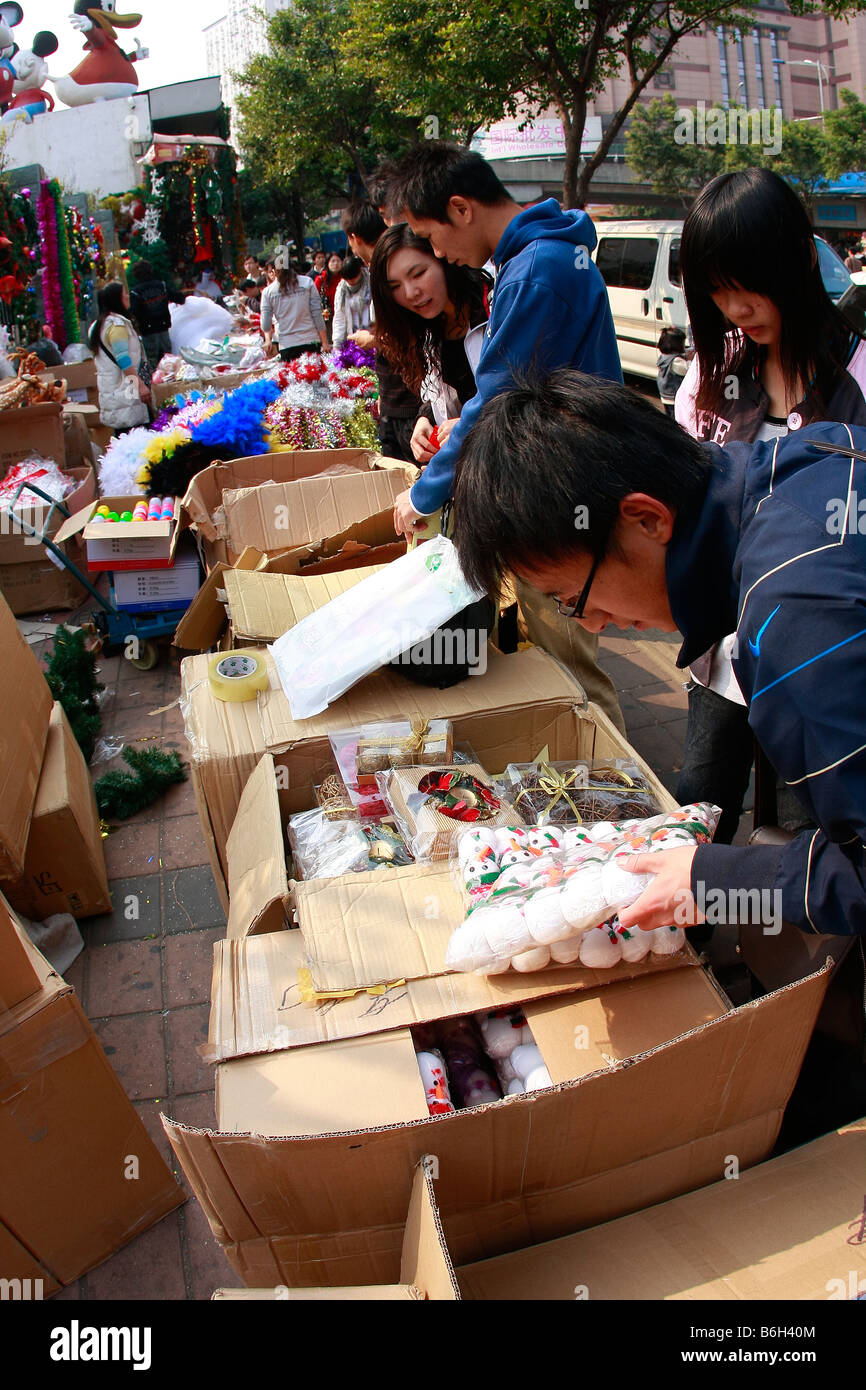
[270,535,483,719]
[169,297,233,353]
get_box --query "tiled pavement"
[38,620,726,1301]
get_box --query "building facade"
[204,0,291,148]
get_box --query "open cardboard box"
[165,956,831,1288]
[54,494,181,572]
[175,509,407,651]
[179,645,672,907]
[180,450,417,570]
[0,401,65,477]
[38,359,98,409]
[1,903,185,1287]
[214,1119,866,1300]
[0,460,96,615]
[3,702,111,921]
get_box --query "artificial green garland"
[95,747,187,820]
[45,625,103,763]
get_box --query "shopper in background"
[315,251,344,337]
[260,253,328,361]
[656,327,690,416]
[128,257,185,372]
[88,280,150,433]
[674,167,866,844]
[386,140,625,731]
[331,254,372,349]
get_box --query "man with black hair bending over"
[388,142,625,730]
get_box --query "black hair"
[681,169,862,419]
[88,281,129,358]
[340,200,386,246]
[368,159,399,215]
[340,254,364,281]
[389,141,511,222]
[239,278,257,291]
[370,224,488,394]
[451,370,712,595]
[129,257,153,283]
[658,328,686,353]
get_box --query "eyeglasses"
[554,552,602,620]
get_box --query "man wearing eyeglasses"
[452,369,866,952]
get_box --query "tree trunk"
[560,100,586,208]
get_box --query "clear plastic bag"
[379,762,524,862]
[501,757,660,826]
[287,807,369,880]
[445,803,720,975]
[269,535,483,718]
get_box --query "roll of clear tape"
[208,650,270,703]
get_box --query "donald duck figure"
[54,1,149,106]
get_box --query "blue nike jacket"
[409,199,622,516]
[668,420,866,935]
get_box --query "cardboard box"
[223,564,385,644]
[0,462,96,615]
[39,360,98,409]
[213,1122,866,1300]
[173,509,407,651]
[457,1117,866,1300]
[0,463,95,568]
[0,911,185,1286]
[112,540,201,613]
[180,645,671,903]
[54,494,181,572]
[181,451,416,569]
[3,703,111,921]
[0,401,65,478]
[164,962,830,1288]
[0,592,53,879]
[0,891,42,1010]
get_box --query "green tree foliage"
[824,89,866,181]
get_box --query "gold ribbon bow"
[514,762,586,822]
[356,716,437,761]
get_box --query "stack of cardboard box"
[0,596,111,922]
[161,462,833,1294]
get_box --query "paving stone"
[86,875,162,945]
[163,867,225,933]
[86,938,163,1015]
[103,821,161,878]
[164,928,223,1008]
[93,1012,167,1101]
[84,1210,187,1301]
[161,814,210,870]
[183,1195,237,1301]
[166,1004,214,1097]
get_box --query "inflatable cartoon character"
[3,30,59,122]
[0,2,24,111]
[54,2,149,107]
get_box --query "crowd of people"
[325,145,866,1147]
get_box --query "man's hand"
[411,417,436,463]
[350,329,375,349]
[615,847,701,932]
[393,489,427,542]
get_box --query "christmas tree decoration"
[37,179,82,350]
[95,746,188,821]
[45,625,103,763]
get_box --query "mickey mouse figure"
[0,4,58,124]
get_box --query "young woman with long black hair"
[88,280,151,434]
[369,223,489,463]
[675,168,866,842]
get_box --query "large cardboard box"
[181,451,416,569]
[0,462,96,615]
[179,646,670,903]
[3,703,111,921]
[0,593,53,879]
[165,962,830,1288]
[54,494,182,572]
[0,911,185,1287]
[0,890,42,1011]
[112,539,201,613]
[39,360,98,409]
[0,401,65,478]
[173,510,406,651]
[214,1122,866,1300]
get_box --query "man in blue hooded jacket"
[388,142,625,730]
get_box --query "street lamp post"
[775,57,829,121]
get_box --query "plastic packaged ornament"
[503,757,661,825]
[380,763,523,862]
[286,806,368,880]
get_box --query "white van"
[591,219,854,381]
[591,220,688,380]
